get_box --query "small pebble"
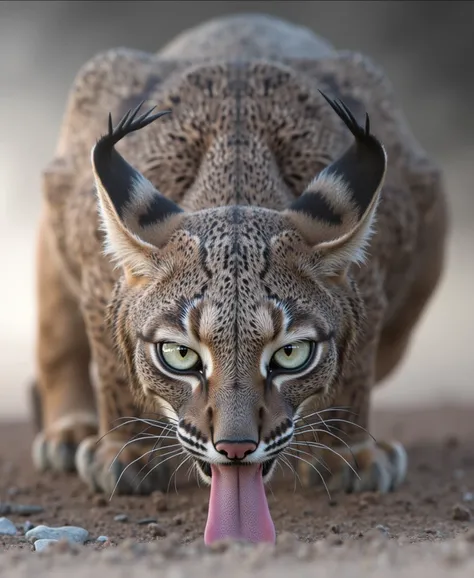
[463,492,473,503]
[96,535,109,542]
[114,514,128,523]
[14,504,44,516]
[375,524,390,536]
[452,504,471,522]
[0,503,44,516]
[23,521,35,533]
[26,525,90,544]
[137,517,157,525]
[0,517,18,536]
[34,539,59,552]
[148,522,167,537]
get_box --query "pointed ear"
[91,102,184,279]
[285,92,387,275]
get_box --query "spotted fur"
[33,14,447,495]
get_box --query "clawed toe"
[75,436,173,496]
[32,413,98,473]
[298,439,408,494]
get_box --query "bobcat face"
[94,95,386,482]
[110,207,361,481]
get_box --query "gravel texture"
[0,407,473,575]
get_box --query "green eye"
[271,341,313,371]
[159,343,201,372]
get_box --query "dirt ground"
[1,406,474,576]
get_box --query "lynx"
[32,14,447,543]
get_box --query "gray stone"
[0,502,44,516]
[137,517,157,525]
[114,514,128,523]
[96,535,108,542]
[0,517,17,536]
[34,539,59,552]
[26,525,89,544]
[14,504,44,516]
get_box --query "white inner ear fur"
[91,154,185,279]
[94,177,159,278]
[318,199,380,275]
[311,149,387,275]
[121,174,163,235]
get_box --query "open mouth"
[196,457,276,478]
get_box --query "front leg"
[294,348,407,494]
[75,344,177,495]
[75,286,175,496]
[295,393,407,494]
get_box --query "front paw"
[297,439,408,494]
[75,436,175,496]
[32,413,98,473]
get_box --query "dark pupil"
[178,346,188,358]
[283,344,294,357]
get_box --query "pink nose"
[215,440,258,460]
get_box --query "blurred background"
[0,1,472,420]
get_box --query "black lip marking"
[177,431,207,453]
[264,432,293,452]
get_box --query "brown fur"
[32,14,448,495]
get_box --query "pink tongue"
[204,464,276,545]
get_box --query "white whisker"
[279,454,300,493]
[136,449,186,490]
[294,425,356,462]
[109,446,183,500]
[289,446,332,475]
[169,454,194,494]
[290,441,360,480]
[283,449,332,501]
[133,443,183,481]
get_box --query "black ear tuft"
[318,90,372,142]
[91,102,182,227]
[289,92,387,227]
[101,101,171,149]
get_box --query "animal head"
[91,94,386,482]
